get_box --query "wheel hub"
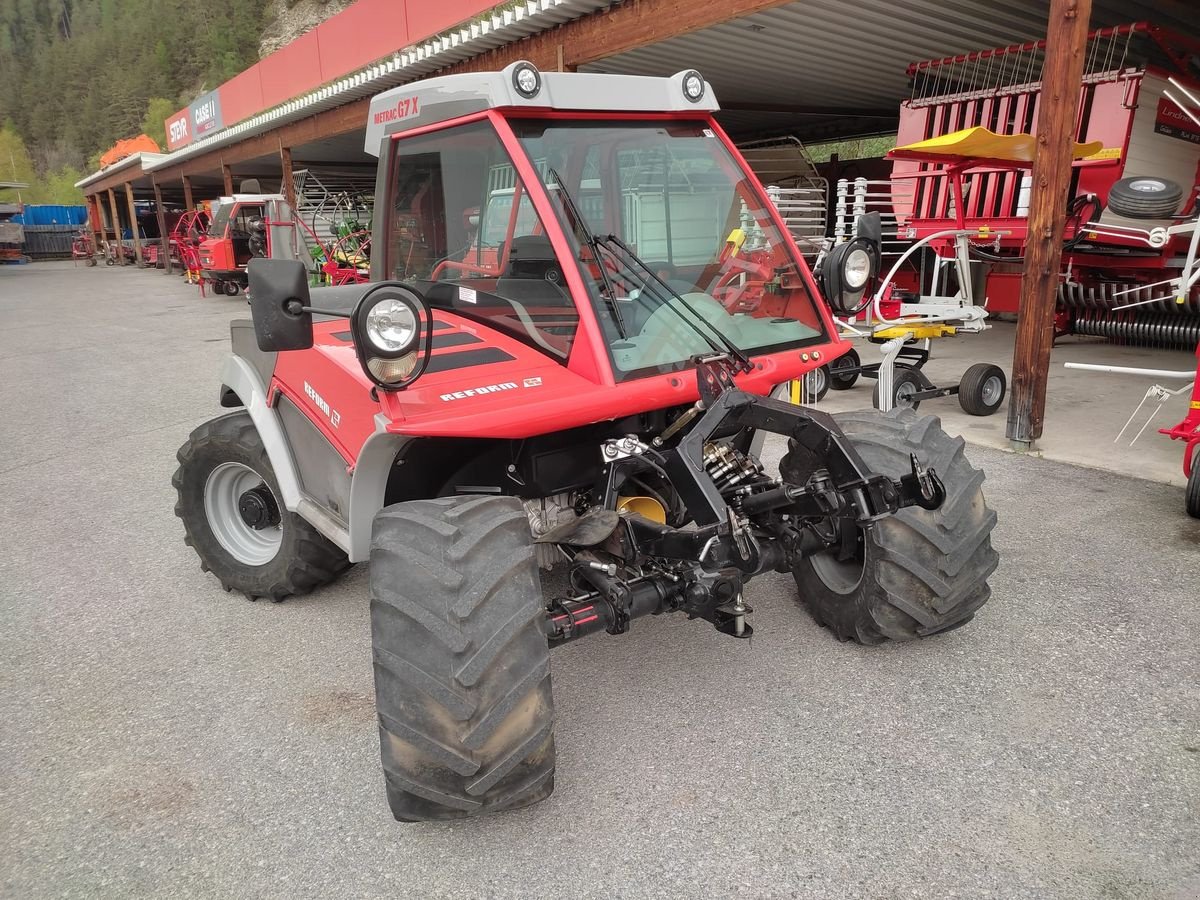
[238,485,280,530]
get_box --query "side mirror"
[247,258,313,352]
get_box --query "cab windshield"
[510,119,825,379]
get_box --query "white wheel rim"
[1129,179,1164,193]
[981,375,1003,406]
[203,462,282,566]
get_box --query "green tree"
[140,97,177,151]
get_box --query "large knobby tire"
[173,412,349,600]
[370,495,555,821]
[781,409,998,644]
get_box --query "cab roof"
[364,62,720,155]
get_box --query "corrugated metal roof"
[582,0,1198,137]
[139,0,610,175]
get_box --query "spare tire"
[1107,176,1183,219]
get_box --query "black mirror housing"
[247,259,313,352]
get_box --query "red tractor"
[197,193,301,296]
[174,64,999,822]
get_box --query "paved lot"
[2,262,1198,900]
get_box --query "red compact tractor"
[197,193,304,295]
[174,64,999,821]
[890,23,1200,349]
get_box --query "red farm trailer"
[890,23,1200,349]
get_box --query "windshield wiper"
[597,233,754,374]
[544,168,628,339]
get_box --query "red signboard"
[165,0,494,150]
[165,109,191,151]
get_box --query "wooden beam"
[222,164,234,195]
[1005,0,1092,448]
[106,188,124,265]
[151,99,369,183]
[280,145,295,209]
[124,182,144,266]
[152,180,171,274]
[182,175,194,211]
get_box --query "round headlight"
[513,63,541,98]
[365,298,418,353]
[682,70,705,102]
[842,247,872,290]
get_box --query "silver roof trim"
[75,152,167,189]
[363,64,720,154]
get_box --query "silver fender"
[347,415,409,562]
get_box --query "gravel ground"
[2,262,1198,900]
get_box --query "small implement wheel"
[371,495,556,821]
[1107,176,1183,219]
[781,408,998,644]
[803,365,830,403]
[829,347,860,390]
[173,412,348,599]
[1187,461,1200,519]
[224,281,241,297]
[105,256,115,267]
[85,256,97,267]
[958,363,1007,416]
[872,367,925,411]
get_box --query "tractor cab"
[351,62,845,389]
[199,193,297,294]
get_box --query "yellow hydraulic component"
[723,228,747,256]
[871,323,959,341]
[616,495,667,524]
[891,126,1103,164]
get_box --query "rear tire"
[370,495,555,821]
[781,408,998,644]
[173,412,349,599]
[958,363,1007,416]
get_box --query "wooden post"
[182,174,194,211]
[280,145,296,208]
[152,180,171,274]
[222,164,234,195]
[90,195,107,252]
[106,188,124,265]
[1005,0,1092,449]
[124,182,144,267]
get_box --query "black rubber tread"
[829,347,860,390]
[872,367,925,411]
[1107,176,1183,219]
[781,408,999,644]
[958,363,1007,416]
[173,411,350,600]
[370,495,555,821]
[1186,462,1200,519]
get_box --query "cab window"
[386,121,579,361]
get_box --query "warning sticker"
[1153,97,1200,145]
[459,286,477,304]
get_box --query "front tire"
[173,412,349,599]
[781,409,998,644]
[370,496,555,821]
